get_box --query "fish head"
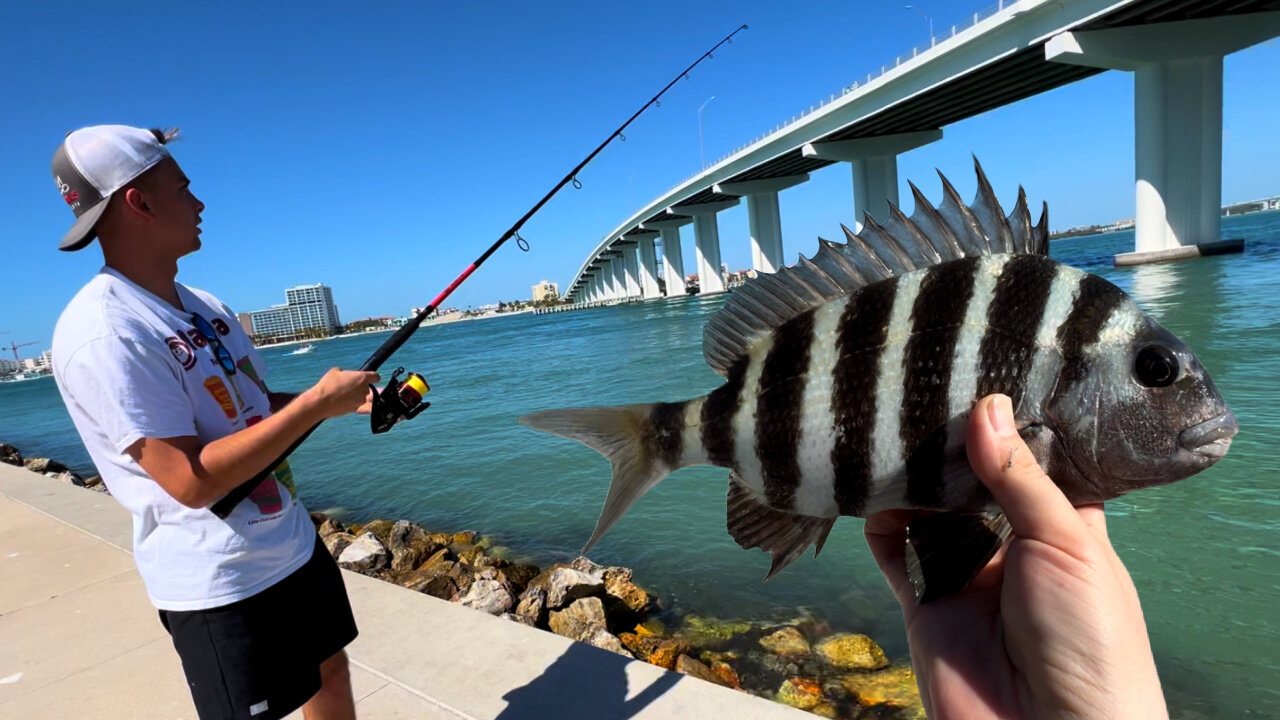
[1045,297,1236,502]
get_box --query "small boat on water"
[286,344,316,356]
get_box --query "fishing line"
[211,23,750,519]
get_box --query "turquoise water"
[3,212,1277,717]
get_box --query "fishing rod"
[212,23,750,519]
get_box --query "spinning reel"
[369,367,431,434]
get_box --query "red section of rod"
[429,263,478,310]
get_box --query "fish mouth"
[1178,411,1238,458]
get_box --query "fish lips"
[1178,410,1238,458]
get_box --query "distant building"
[237,312,254,336]
[38,349,53,370]
[531,280,560,302]
[0,358,18,375]
[249,283,342,339]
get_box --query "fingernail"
[987,394,1017,438]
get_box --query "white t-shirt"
[51,267,315,611]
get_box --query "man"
[49,124,375,720]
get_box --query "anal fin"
[727,472,837,581]
[906,510,1011,604]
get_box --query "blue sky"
[1,1,1277,357]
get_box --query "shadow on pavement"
[495,642,681,720]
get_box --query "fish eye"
[1135,345,1179,388]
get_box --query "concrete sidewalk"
[0,463,812,719]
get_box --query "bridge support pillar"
[715,175,808,274]
[617,243,640,298]
[803,130,942,230]
[634,233,661,299]
[1045,13,1280,264]
[673,199,739,295]
[644,215,694,297]
[609,257,624,300]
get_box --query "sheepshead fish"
[519,160,1237,603]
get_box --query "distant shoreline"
[252,308,534,350]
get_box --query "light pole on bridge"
[905,5,935,47]
[698,96,716,170]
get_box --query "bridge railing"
[690,0,1026,180]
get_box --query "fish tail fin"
[518,403,674,553]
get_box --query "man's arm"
[128,368,377,509]
[268,391,298,413]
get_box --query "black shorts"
[158,534,358,720]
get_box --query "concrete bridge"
[565,0,1280,304]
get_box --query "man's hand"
[298,369,380,421]
[864,394,1169,720]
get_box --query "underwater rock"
[549,596,607,641]
[23,457,68,474]
[543,568,605,609]
[388,520,441,574]
[759,627,811,660]
[449,530,478,551]
[814,633,889,671]
[776,677,824,710]
[514,586,548,627]
[323,532,356,560]
[841,666,923,713]
[675,655,724,686]
[459,567,516,615]
[674,615,760,648]
[338,532,389,573]
[0,443,22,466]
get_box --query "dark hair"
[149,127,180,145]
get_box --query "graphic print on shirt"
[236,356,269,394]
[166,335,197,371]
[243,415,297,515]
[203,377,238,420]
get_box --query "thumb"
[967,394,1091,551]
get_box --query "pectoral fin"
[905,510,1011,604]
[727,472,837,581]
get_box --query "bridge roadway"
[565,0,1280,304]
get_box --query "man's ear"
[121,187,153,219]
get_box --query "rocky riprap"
[313,513,925,720]
[0,442,108,493]
[2,438,923,719]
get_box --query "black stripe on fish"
[647,401,687,469]
[902,258,980,508]
[1053,273,1126,392]
[756,308,817,511]
[976,254,1057,403]
[831,277,899,515]
[703,356,748,467]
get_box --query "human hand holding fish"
[864,394,1169,720]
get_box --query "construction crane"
[0,332,41,364]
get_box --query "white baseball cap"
[51,125,173,251]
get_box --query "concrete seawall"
[0,462,812,719]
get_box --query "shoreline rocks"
[3,439,923,720]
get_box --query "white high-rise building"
[249,284,343,339]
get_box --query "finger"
[967,394,1090,551]
[363,372,381,385]
[863,510,915,608]
[1076,503,1108,541]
